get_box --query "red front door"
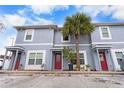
[14,53,21,70]
[14,61,20,70]
[54,53,61,70]
[99,52,108,71]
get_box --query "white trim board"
[15,43,53,46]
[16,42,124,46]
[92,42,124,44]
[54,44,90,46]
[15,43,90,46]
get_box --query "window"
[73,52,86,65]
[61,35,70,42]
[28,53,35,65]
[24,29,34,41]
[115,52,123,58]
[28,52,43,65]
[80,53,85,65]
[99,26,112,39]
[64,36,69,41]
[115,52,123,65]
[36,53,43,65]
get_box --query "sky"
[0,5,124,55]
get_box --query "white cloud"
[75,5,114,17]
[75,5,124,20]
[34,17,53,25]
[4,14,26,26]
[76,5,104,17]
[17,7,31,16]
[58,24,63,27]
[0,14,27,26]
[30,5,69,15]
[0,14,54,26]
[111,6,124,20]
[101,6,115,16]
[18,9,26,15]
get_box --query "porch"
[50,47,64,71]
[3,46,25,70]
[92,44,114,71]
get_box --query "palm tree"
[62,12,94,71]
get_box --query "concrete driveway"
[0,74,124,88]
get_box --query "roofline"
[14,22,124,31]
[59,22,124,30]
[14,24,58,30]
[93,22,124,26]
[6,46,25,51]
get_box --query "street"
[0,74,124,88]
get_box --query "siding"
[20,45,53,70]
[54,31,95,70]
[62,46,95,70]
[54,31,91,44]
[91,25,124,43]
[15,29,54,44]
[15,28,55,70]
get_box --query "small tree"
[63,47,76,63]
[62,12,94,71]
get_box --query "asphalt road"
[0,74,124,88]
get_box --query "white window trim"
[61,34,70,43]
[73,50,88,66]
[25,50,46,70]
[79,51,88,65]
[24,29,34,42]
[99,26,112,40]
[111,49,124,71]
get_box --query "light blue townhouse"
[3,23,124,71]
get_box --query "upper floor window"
[61,34,70,42]
[99,26,112,39]
[24,29,34,41]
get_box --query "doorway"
[99,52,108,71]
[54,52,62,70]
[14,53,21,70]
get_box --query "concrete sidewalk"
[0,70,124,76]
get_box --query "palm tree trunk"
[75,34,80,71]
